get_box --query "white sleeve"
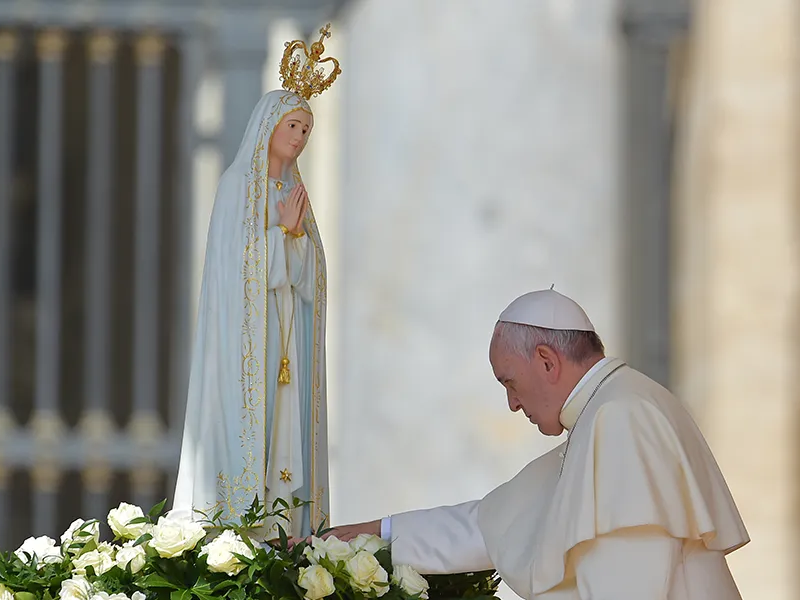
[574,528,682,599]
[380,516,392,541]
[288,235,315,301]
[389,500,493,574]
[265,226,290,290]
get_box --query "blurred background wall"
[0,0,796,598]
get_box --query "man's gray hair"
[492,321,605,364]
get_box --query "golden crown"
[280,24,342,101]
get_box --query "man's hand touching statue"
[324,519,381,541]
[289,518,381,547]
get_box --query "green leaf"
[272,497,290,511]
[134,533,154,547]
[229,589,247,600]
[269,561,285,583]
[190,581,216,600]
[290,581,307,599]
[148,499,168,520]
[14,593,37,600]
[210,580,239,593]
[313,516,329,534]
[254,576,273,593]
[278,526,289,551]
[137,574,182,590]
[170,590,193,600]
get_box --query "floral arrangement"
[0,499,500,600]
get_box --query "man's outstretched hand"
[288,519,381,547]
[324,519,381,541]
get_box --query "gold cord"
[275,213,297,385]
[271,180,303,385]
[276,285,296,385]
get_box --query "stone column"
[0,31,17,439]
[672,0,800,597]
[32,29,67,435]
[31,30,68,535]
[166,31,203,500]
[130,32,167,511]
[217,13,268,167]
[80,31,118,520]
[32,463,59,539]
[0,464,7,549]
[620,10,688,388]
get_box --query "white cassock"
[386,357,750,599]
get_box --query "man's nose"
[508,395,522,412]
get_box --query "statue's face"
[270,109,313,164]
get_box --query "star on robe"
[280,469,292,482]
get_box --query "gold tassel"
[278,357,291,385]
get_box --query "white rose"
[132,593,146,600]
[61,519,101,554]
[107,503,148,540]
[199,529,254,576]
[392,565,430,599]
[115,540,147,574]
[15,535,62,568]
[149,516,206,558]
[345,551,389,596]
[297,564,336,600]
[0,584,15,600]
[303,536,355,565]
[89,594,129,600]
[72,543,116,577]
[349,534,389,555]
[59,576,94,600]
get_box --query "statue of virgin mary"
[172,26,341,539]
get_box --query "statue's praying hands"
[278,183,308,236]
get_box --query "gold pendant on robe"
[278,357,291,385]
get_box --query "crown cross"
[280,23,341,101]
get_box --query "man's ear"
[536,345,561,381]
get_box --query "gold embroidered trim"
[297,163,328,529]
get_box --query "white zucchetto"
[498,288,595,332]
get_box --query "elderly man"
[329,289,749,599]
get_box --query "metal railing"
[0,27,194,548]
